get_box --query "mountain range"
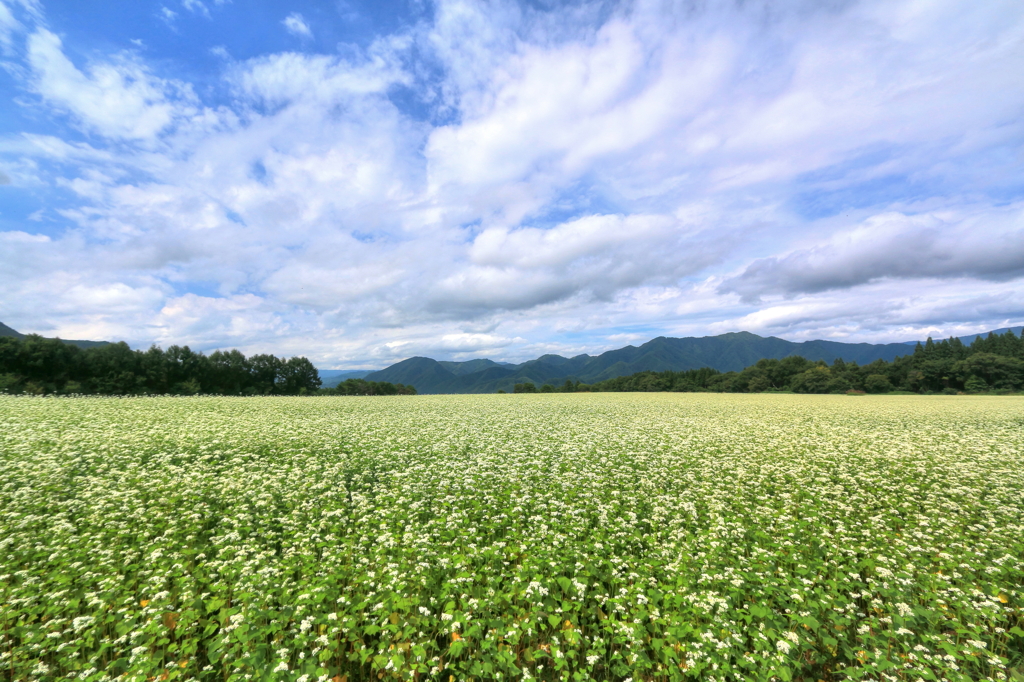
[363,328,1023,394]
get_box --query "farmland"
[1,394,1022,682]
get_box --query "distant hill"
[903,326,1024,346]
[365,331,929,394]
[0,320,109,349]
[318,369,376,388]
[0,321,24,339]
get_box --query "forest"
[514,330,1024,394]
[0,335,322,395]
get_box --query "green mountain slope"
[438,358,506,375]
[365,331,927,393]
[0,321,25,339]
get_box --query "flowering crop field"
[2,394,1023,682]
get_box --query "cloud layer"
[0,0,1023,366]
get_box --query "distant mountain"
[438,358,508,375]
[0,321,23,339]
[903,326,1024,346]
[0,320,109,349]
[365,330,1008,394]
[318,369,376,388]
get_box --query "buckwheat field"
[1,394,1022,682]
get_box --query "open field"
[1,394,1022,682]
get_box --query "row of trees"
[0,335,322,395]
[508,369,720,394]
[504,330,1024,394]
[715,331,1024,394]
[320,378,417,396]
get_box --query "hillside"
[0,320,109,349]
[365,331,944,393]
[0,321,24,339]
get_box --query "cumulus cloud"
[719,206,1024,302]
[282,12,312,39]
[425,213,726,314]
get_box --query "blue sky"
[1,0,1023,368]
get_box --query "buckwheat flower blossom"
[1,394,1021,681]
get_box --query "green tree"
[747,375,771,392]
[826,376,851,394]
[864,374,893,394]
[953,352,1024,390]
[963,376,989,393]
[278,356,322,394]
[791,366,831,393]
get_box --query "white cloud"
[231,50,406,105]
[720,205,1024,302]
[0,2,21,50]
[282,12,312,39]
[25,28,197,140]
[181,0,208,17]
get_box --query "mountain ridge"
[365,329,1020,394]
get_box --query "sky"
[0,0,1022,368]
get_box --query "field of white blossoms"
[1,394,1022,682]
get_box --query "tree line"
[0,335,324,395]
[320,378,417,396]
[506,330,1024,394]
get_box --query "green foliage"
[1,394,1022,682]
[964,375,990,393]
[0,335,322,395]
[319,378,417,396]
[864,374,893,394]
[791,366,832,394]
[578,330,1024,395]
[587,367,721,392]
[514,381,538,393]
